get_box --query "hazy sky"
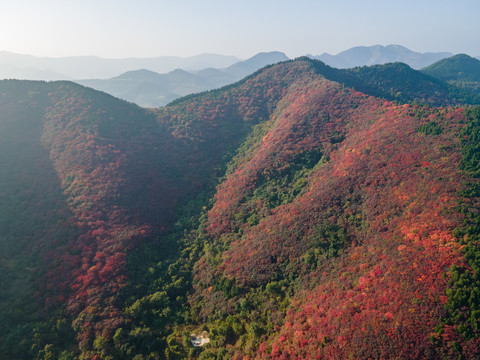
[1,0,479,59]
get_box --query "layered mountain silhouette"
[0,51,241,80]
[1,57,480,360]
[76,51,480,108]
[312,44,453,69]
[76,52,290,107]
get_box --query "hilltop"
[422,54,480,93]
[313,44,452,69]
[76,52,290,107]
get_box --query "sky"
[1,0,479,59]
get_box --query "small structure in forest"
[190,331,210,347]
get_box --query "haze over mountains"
[0,44,474,81]
[0,51,241,80]
[78,51,480,108]
[73,47,480,108]
[77,51,290,107]
[312,44,455,69]
[1,45,479,108]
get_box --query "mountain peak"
[313,44,452,69]
[226,51,289,73]
[246,51,289,60]
[113,68,161,81]
[421,53,480,89]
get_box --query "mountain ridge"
[421,53,480,93]
[313,44,453,69]
[168,57,480,108]
[76,51,291,107]
[0,51,242,80]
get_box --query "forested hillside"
[0,80,207,359]
[421,54,480,94]
[2,58,480,359]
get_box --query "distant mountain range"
[2,45,480,108]
[311,44,454,69]
[76,51,290,107]
[0,51,241,80]
[2,45,476,82]
[77,50,480,108]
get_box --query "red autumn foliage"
[187,71,471,358]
